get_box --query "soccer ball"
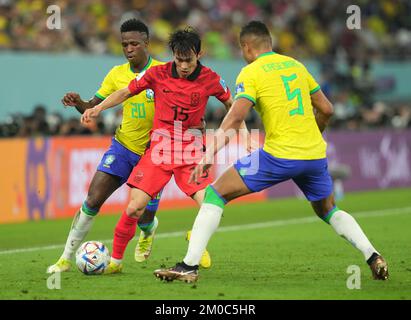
[75,241,110,275]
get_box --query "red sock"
[112,211,138,260]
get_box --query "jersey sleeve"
[304,67,321,95]
[128,68,153,96]
[234,68,256,105]
[212,75,231,102]
[95,67,117,100]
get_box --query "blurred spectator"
[46,112,64,135]
[0,107,101,137]
[331,91,357,127]
[392,105,411,129]
[59,117,93,136]
[0,101,410,138]
[1,0,410,138]
[0,0,410,61]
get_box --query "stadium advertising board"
[0,134,265,223]
[1,130,410,224]
[0,139,29,223]
[267,130,411,199]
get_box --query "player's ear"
[197,50,204,60]
[243,42,250,53]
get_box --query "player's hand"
[81,106,101,124]
[189,162,212,184]
[62,92,82,107]
[245,136,259,153]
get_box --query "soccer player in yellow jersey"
[47,19,211,273]
[154,21,388,283]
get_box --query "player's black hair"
[240,20,271,41]
[168,27,201,56]
[120,19,149,38]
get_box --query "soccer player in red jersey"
[81,28,249,273]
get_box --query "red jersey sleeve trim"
[217,87,231,103]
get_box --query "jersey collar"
[256,51,276,59]
[171,61,202,81]
[130,56,152,74]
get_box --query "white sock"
[329,210,378,261]
[183,203,223,266]
[61,208,95,260]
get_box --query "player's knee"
[84,195,102,213]
[81,201,99,217]
[125,205,138,218]
[315,209,328,220]
[311,198,336,221]
[126,200,146,218]
[82,196,101,213]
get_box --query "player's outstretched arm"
[311,89,334,132]
[80,87,132,124]
[239,120,259,153]
[222,96,233,111]
[189,97,253,183]
[212,97,253,154]
[62,92,103,114]
[222,97,257,153]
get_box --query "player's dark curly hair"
[240,21,270,39]
[168,27,201,56]
[120,19,149,38]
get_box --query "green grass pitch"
[0,188,410,300]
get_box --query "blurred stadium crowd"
[0,0,410,137]
[1,99,410,138]
[1,0,410,59]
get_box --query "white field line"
[1,206,410,255]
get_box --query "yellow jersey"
[95,57,164,155]
[234,52,326,160]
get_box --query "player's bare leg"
[211,166,253,201]
[125,188,152,219]
[155,166,250,282]
[312,194,388,280]
[47,171,121,273]
[191,188,205,206]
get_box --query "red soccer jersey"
[128,61,231,141]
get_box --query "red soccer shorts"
[126,144,212,198]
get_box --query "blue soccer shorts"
[97,137,141,185]
[233,148,333,202]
